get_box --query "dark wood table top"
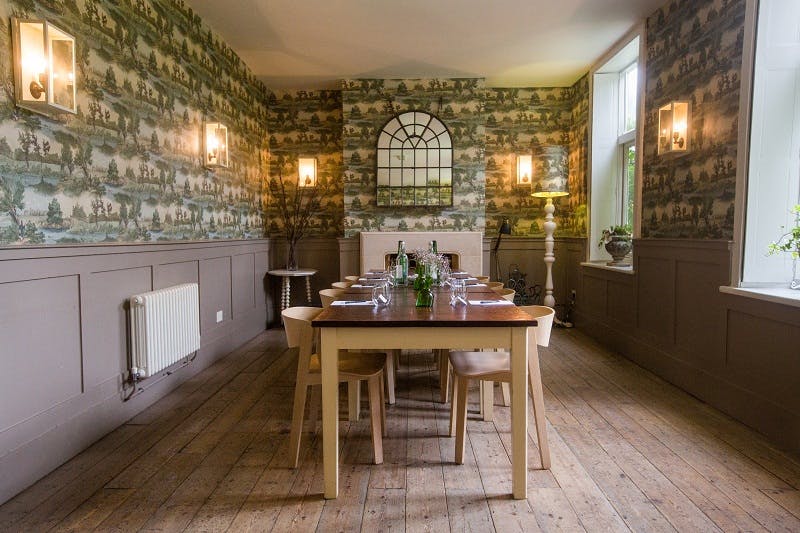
[313,286,537,328]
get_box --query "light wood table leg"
[321,328,339,499]
[281,276,291,311]
[511,326,528,500]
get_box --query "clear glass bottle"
[429,240,439,284]
[396,240,408,286]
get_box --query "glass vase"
[286,241,298,271]
[415,287,434,307]
[792,258,799,290]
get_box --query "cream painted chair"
[283,306,386,468]
[319,288,345,308]
[475,275,490,283]
[492,287,516,302]
[318,287,398,408]
[331,281,353,289]
[448,305,554,468]
[344,275,360,282]
[486,281,505,289]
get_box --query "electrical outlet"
[216,310,223,323]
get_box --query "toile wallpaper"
[266,89,343,238]
[341,78,487,238]
[0,0,269,246]
[641,0,745,239]
[484,81,588,238]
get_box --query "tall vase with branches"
[269,172,320,270]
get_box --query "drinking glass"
[450,278,465,305]
[372,282,391,307]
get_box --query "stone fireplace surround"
[359,231,483,274]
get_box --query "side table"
[268,268,318,312]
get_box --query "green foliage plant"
[767,204,800,259]
[598,224,632,247]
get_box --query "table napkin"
[351,283,380,288]
[465,283,488,288]
[468,299,514,306]
[331,300,375,306]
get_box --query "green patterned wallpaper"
[641,0,745,239]
[266,90,343,238]
[485,81,588,238]
[341,78,486,238]
[0,0,268,245]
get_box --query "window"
[589,34,642,262]
[740,0,800,288]
[376,111,453,207]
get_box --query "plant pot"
[604,236,632,266]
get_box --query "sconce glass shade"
[298,157,317,187]
[531,145,569,199]
[11,17,76,116]
[516,154,532,186]
[658,101,689,155]
[203,122,229,168]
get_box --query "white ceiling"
[186,0,665,90]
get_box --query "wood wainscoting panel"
[607,279,635,325]
[581,272,607,317]
[0,275,82,432]
[82,266,152,389]
[156,260,199,289]
[675,260,726,368]
[636,255,674,344]
[232,253,256,319]
[198,257,232,335]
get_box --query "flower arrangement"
[767,204,800,260]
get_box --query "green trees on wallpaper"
[641,0,744,239]
[0,0,269,245]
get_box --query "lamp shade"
[658,101,689,155]
[498,218,512,235]
[531,145,569,198]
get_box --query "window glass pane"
[415,147,427,167]
[622,64,637,133]
[377,149,389,167]
[378,132,391,149]
[440,167,452,185]
[427,168,440,185]
[415,168,427,186]
[377,168,390,186]
[441,149,452,167]
[399,111,415,126]
[623,142,636,226]
[390,168,401,186]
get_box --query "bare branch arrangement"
[269,171,320,269]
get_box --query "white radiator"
[129,283,200,379]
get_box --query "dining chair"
[447,305,554,468]
[319,288,345,307]
[331,281,353,289]
[318,288,399,409]
[282,306,386,468]
[475,275,490,283]
[492,287,516,302]
[344,275,360,282]
[486,281,505,289]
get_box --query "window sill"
[581,261,635,275]
[719,286,800,309]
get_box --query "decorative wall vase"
[415,287,434,307]
[286,241,298,271]
[604,237,632,266]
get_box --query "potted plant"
[598,224,632,266]
[767,204,800,289]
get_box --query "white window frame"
[587,27,644,263]
[731,0,800,301]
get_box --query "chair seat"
[308,351,386,378]
[449,350,511,381]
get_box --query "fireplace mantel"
[359,232,483,274]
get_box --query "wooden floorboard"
[0,328,798,532]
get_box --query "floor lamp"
[531,146,569,319]
[493,218,512,281]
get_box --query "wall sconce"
[516,154,532,186]
[203,122,228,168]
[298,157,317,187]
[11,17,77,116]
[658,101,689,155]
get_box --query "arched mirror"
[376,111,453,206]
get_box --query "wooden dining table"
[312,282,538,500]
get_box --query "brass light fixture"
[11,17,77,116]
[658,101,689,155]
[516,154,532,186]
[203,122,229,168]
[298,157,317,187]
